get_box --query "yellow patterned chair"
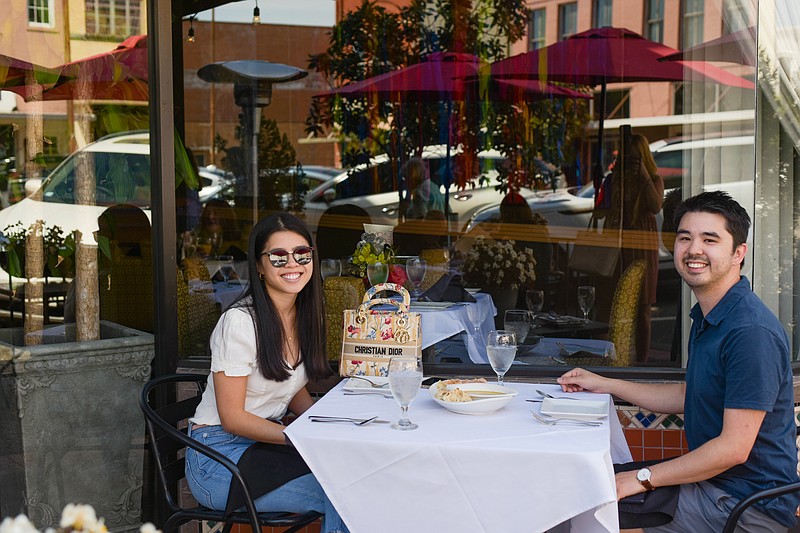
[99,242,154,332]
[566,259,646,367]
[324,276,367,363]
[418,248,449,294]
[177,263,221,358]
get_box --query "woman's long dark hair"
[232,213,330,381]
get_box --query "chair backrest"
[140,374,206,514]
[323,276,367,362]
[419,249,449,293]
[608,259,646,367]
[315,204,372,260]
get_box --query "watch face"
[637,468,651,482]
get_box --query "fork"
[309,416,387,426]
[536,389,582,401]
[347,375,389,388]
[530,411,602,427]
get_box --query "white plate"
[540,397,608,420]
[410,301,454,309]
[428,382,517,415]
[465,288,481,294]
[343,376,392,396]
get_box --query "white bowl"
[428,382,518,415]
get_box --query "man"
[559,191,799,532]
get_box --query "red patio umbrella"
[36,34,148,101]
[659,27,757,66]
[0,54,65,100]
[490,27,756,188]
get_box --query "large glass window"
[645,0,664,42]
[559,3,578,40]
[594,0,613,27]
[529,9,546,50]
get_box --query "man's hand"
[557,368,608,393]
[616,470,647,501]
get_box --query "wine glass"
[320,258,342,281]
[367,262,389,287]
[406,257,427,299]
[217,255,235,287]
[526,289,544,322]
[577,285,596,323]
[387,356,423,431]
[465,301,483,339]
[181,231,197,259]
[486,330,517,386]
[503,310,530,344]
[209,231,223,258]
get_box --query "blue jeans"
[185,425,348,533]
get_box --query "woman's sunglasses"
[260,246,314,268]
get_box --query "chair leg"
[221,522,234,533]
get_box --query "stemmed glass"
[387,356,423,431]
[209,231,223,258]
[486,330,517,386]
[503,310,530,344]
[577,285,596,323]
[217,255,235,287]
[406,258,427,299]
[367,262,389,287]
[526,289,544,322]
[320,259,342,281]
[181,231,197,259]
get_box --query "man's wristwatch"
[636,467,655,491]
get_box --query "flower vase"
[485,286,519,329]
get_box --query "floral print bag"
[339,283,422,377]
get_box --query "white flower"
[0,515,39,533]
[139,523,160,533]
[60,504,99,532]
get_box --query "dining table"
[285,381,632,533]
[412,292,496,364]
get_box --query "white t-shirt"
[190,304,308,426]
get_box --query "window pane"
[645,0,664,42]
[559,3,578,40]
[594,0,613,28]
[529,9,546,50]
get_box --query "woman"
[185,213,348,533]
[403,157,445,219]
[607,133,664,363]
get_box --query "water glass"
[503,310,530,344]
[367,262,390,286]
[486,330,517,386]
[217,255,235,287]
[577,285,596,322]
[526,290,544,322]
[388,356,423,431]
[320,258,342,281]
[406,257,427,299]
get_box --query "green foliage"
[1,222,78,279]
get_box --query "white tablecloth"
[286,382,632,533]
[416,292,496,363]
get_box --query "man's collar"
[691,276,750,326]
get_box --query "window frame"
[558,2,578,41]
[85,0,142,37]
[529,8,547,51]
[27,0,55,28]
[644,0,664,43]
[681,0,705,49]
[593,0,613,28]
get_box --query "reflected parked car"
[302,145,565,234]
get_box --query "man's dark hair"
[672,190,751,250]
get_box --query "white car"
[302,145,564,234]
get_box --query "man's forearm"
[605,380,685,414]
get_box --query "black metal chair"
[140,373,322,533]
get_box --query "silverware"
[536,389,582,401]
[530,411,602,427]
[347,375,389,388]
[343,390,393,397]
[308,416,389,425]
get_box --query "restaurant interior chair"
[139,373,323,533]
[324,275,367,362]
[176,265,220,358]
[566,259,645,367]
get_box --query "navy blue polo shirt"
[685,277,799,527]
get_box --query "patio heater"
[197,60,307,223]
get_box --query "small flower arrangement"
[351,232,396,277]
[0,504,159,533]
[462,236,537,289]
